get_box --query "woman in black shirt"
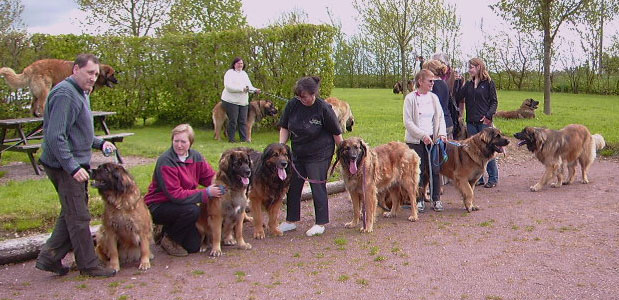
[277,76,343,236]
[456,57,499,188]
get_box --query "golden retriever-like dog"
[325,97,355,133]
[196,147,253,257]
[439,127,510,211]
[90,163,153,272]
[212,99,278,142]
[248,143,292,239]
[514,124,597,192]
[495,98,539,119]
[0,59,118,117]
[333,138,420,233]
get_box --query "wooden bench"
[1,133,134,175]
[9,143,43,175]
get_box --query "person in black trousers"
[277,76,343,236]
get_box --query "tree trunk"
[400,46,408,97]
[542,1,552,115]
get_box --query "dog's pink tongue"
[278,168,287,180]
[241,177,249,186]
[349,159,358,174]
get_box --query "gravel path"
[1,141,618,299]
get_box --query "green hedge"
[0,25,335,127]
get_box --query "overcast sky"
[20,0,594,61]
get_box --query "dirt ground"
[1,139,618,300]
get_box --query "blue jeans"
[467,122,499,184]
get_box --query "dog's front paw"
[253,229,265,239]
[271,228,283,237]
[138,260,151,271]
[530,184,542,192]
[344,221,357,228]
[223,238,237,246]
[360,226,373,233]
[407,215,418,222]
[209,248,222,257]
[238,242,252,250]
[550,182,561,188]
[582,179,589,184]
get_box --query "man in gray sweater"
[35,54,117,277]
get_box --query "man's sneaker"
[80,265,116,277]
[35,260,70,276]
[417,199,425,212]
[160,235,188,257]
[305,224,325,236]
[432,200,444,212]
[278,221,297,232]
[484,182,497,188]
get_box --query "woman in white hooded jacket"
[403,69,447,213]
[220,57,261,142]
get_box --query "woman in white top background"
[403,69,447,213]
[220,57,261,142]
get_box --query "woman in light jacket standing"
[404,69,447,212]
[221,57,261,142]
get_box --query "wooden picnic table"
[0,111,134,175]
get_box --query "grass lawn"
[1,88,617,236]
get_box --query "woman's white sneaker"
[305,224,325,236]
[278,221,297,232]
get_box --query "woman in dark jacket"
[456,57,499,188]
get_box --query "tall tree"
[76,0,171,36]
[491,0,590,115]
[160,0,246,34]
[0,0,24,34]
[354,0,440,95]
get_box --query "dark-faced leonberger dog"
[90,163,153,272]
[440,127,510,212]
[0,59,118,117]
[392,80,414,94]
[514,124,597,192]
[494,98,539,119]
[248,143,292,239]
[196,147,253,257]
[212,99,278,142]
[325,97,355,132]
[334,138,421,233]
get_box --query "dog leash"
[290,159,329,184]
[361,163,367,230]
[261,91,290,103]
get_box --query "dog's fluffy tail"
[0,67,29,89]
[592,134,606,151]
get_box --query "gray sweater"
[39,77,104,175]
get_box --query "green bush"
[0,25,335,127]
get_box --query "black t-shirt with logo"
[278,97,342,162]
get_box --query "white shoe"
[305,224,325,236]
[278,221,297,232]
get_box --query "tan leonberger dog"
[495,98,539,119]
[0,59,118,117]
[334,138,420,233]
[196,147,253,257]
[90,163,153,272]
[325,97,355,132]
[248,143,292,239]
[440,127,510,212]
[212,99,278,142]
[514,124,597,192]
